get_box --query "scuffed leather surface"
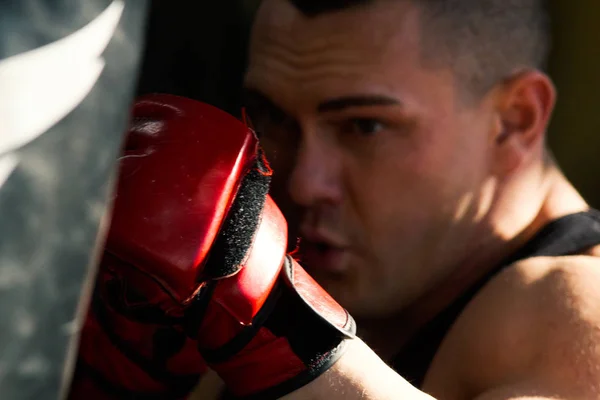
[106,94,257,304]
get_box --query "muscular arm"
[189,338,433,400]
[283,338,433,400]
[190,256,600,400]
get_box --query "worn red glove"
[71,94,356,399]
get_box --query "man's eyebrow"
[317,95,400,113]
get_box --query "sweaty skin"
[194,0,600,398]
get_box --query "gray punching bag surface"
[0,1,148,398]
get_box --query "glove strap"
[203,256,356,399]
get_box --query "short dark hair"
[287,0,551,98]
[288,0,370,16]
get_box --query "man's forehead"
[246,0,425,112]
[251,0,419,55]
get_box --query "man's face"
[245,0,499,318]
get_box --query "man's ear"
[491,70,556,177]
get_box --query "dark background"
[135,0,600,207]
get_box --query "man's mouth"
[299,238,348,275]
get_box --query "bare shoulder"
[476,254,600,319]
[425,255,600,399]
[476,255,600,334]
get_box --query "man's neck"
[358,166,589,362]
[356,231,529,361]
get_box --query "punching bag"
[0,1,148,398]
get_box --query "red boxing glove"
[72,94,356,399]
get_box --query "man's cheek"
[267,173,302,250]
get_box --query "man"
[231,0,600,398]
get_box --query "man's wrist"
[282,337,435,400]
[203,257,355,399]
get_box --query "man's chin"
[300,260,378,315]
[312,276,401,320]
[303,265,347,289]
[307,271,358,309]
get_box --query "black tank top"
[391,210,600,388]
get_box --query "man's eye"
[347,118,384,136]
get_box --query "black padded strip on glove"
[201,149,272,280]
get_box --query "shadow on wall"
[547,0,600,208]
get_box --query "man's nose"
[287,139,342,208]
